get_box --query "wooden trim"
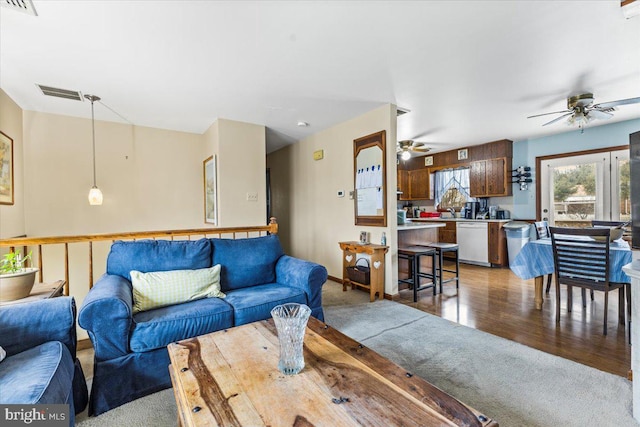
[0,219,279,247]
[327,275,343,284]
[622,0,636,7]
[535,145,628,221]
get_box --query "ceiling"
[1,1,639,155]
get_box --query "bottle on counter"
[381,232,387,246]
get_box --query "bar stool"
[425,242,459,293]
[397,245,437,302]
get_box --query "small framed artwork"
[457,149,468,161]
[203,155,217,224]
[0,131,14,205]
[424,156,434,166]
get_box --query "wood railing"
[0,218,278,296]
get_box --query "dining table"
[510,237,633,310]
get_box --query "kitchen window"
[434,167,475,210]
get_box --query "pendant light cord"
[90,97,97,187]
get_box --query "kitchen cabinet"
[409,169,430,200]
[438,221,457,243]
[488,222,508,267]
[397,169,409,200]
[438,221,457,261]
[470,157,511,197]
[397,168,430,200]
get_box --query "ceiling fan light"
[401,150,411,161]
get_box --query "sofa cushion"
[130,298,233,352]
[130,265,225,314]
[0,341,73,404]
[211,234,284,291]
[107,238,212,281]
[224,283,307,326]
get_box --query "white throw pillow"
[130,265,225,314]
[0,346,5,363]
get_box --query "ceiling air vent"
[397,107,410,117]
[1,0,38,16]
[37,85,83,101]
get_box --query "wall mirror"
[354,130,387,227]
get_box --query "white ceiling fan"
[396,139,431,160]
[527,93,640,133]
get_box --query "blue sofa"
[0,297,88,426]
[78,234,327,415]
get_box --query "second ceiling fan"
[527,93,640,132]
[397,139,431,160]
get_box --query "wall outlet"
[246,192,258,201]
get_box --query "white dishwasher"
[456,221,490,267]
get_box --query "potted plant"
[0,250,38,302]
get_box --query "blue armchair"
[0,297,88,425]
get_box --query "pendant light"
[85,94,103,205]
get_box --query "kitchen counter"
[409,218,511,223]
[397,222,446,231]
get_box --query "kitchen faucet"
[447,207,456,217]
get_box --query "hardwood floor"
[393,262,631,378]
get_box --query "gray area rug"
[76,299,638,427]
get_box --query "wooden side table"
[0,280,65,306]
[338,241,388,302]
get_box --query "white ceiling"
[1,1,639,154]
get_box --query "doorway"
[539,148,630,226]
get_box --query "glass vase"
[270,303,311,375]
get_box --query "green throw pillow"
[130,265,225,314]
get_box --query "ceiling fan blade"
[412,147,431,152]
[542,112,574,126]
[593,97,640,109]
[588,109,614,120]
[527,110,572,119]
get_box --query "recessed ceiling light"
[297,121,309,127]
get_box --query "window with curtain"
[434,167,474,209]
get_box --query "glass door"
[540,149,629,226]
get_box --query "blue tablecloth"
[510,238,632,283]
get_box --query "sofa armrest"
[78,274,133,361]
[275,255,328,314]
[0,296,77,358]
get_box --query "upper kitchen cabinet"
[397,169,409,200]
[470,157,511,197]
[398,168,430,200]
[409,169,430,200]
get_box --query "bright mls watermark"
[0,405,69,426]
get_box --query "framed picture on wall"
[0,131,14,205]
[203,155,217,224]
[457,148,468,160]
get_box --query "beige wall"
[0,89,25,238]
[22,111,205,235]
[267,104,399,295]
[217,119,266,226]
[203,118,267,227]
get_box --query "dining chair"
[533,221,553,294]
[549,226,627,336]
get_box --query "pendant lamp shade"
[88,186,103,205]
[85,94,103,205]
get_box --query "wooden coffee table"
[167,317,497,427]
